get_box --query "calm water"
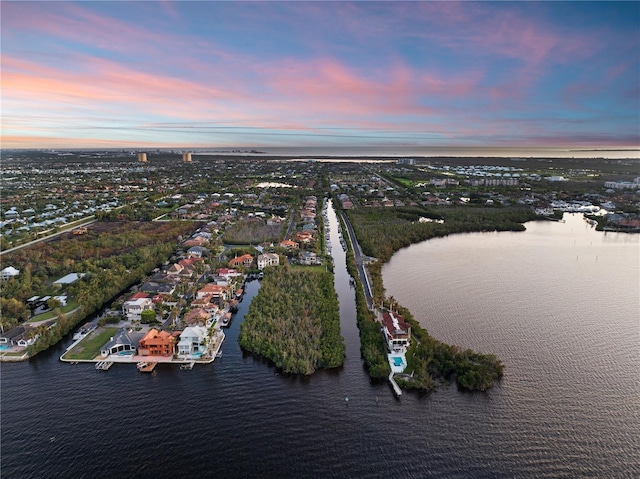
[196,145,640,159]
[2,210,639,478]
[383,213,640,477]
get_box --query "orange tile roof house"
[196,283,229,301]
[183,308,211,326]
[228,253,254,268]
[295,231,314,243]
[138,328,178,357]
[280,239,299,249]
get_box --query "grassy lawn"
[291,264,326,273]
[63,327,118,361]
[28,301,79,323]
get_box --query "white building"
[122,297,154,321]
[1,266,20,281]
[381,311,411,353]
[177,326,208,357]
[257,253,279,270]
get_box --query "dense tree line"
[395,305,504,392]
[341,205,519,391]
[348,205,537,262]
[238,266,344,374]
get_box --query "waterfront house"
[190,297,220,314]
[295,231,314,243]
[122,297,154,321]
[299,251,321,266]
[381,311,411,353]
[228,254,254,268]
[196,283,229,302]
[100,329,143,358]
[1,325,30,346]
[138,329,178,357]
[257,253,280,270]
[177,326,208,358]
[183,308,211,326]
[216,268,242,280]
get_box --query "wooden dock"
[389,372,402,397]
[136,362,157,373]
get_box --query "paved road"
[339,210,375,309]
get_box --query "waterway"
[2,209,638,478]
[382,213,640,477]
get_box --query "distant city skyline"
[2,1,639,149]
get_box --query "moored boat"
[137,362,157,373]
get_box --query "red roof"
[129,292,149,300]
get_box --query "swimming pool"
[392,357,403,367]
[0,345,11,351]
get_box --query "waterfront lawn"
[291,264,326,273]
[28,301,79,323]
[63,327,119,360]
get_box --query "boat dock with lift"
[180,361,195,370]
[95,361,113,371]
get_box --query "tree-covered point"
[347,205,537,262]
[395,305,504,392]
[341,204,512,391]
[238,266,344,375]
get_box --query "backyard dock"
[137,362,157,373]
[95,361,113,371]
[389,372,402,397]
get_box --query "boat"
[136,361,157,373]
[221,312,232,327]
[180,361,195,370]
[95,361,113,371]
[229,299,239,313]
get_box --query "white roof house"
[1,266,20,281]
[177,326,208,357]
[53,273,85,285]
[122,297,154,321]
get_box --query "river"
[2,208,638,478]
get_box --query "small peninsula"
[238,266,345,375]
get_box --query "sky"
[1,1,639,150]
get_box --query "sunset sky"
[2,1,639,149]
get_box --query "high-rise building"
[183,152,192,163]
[137,152,147,163]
